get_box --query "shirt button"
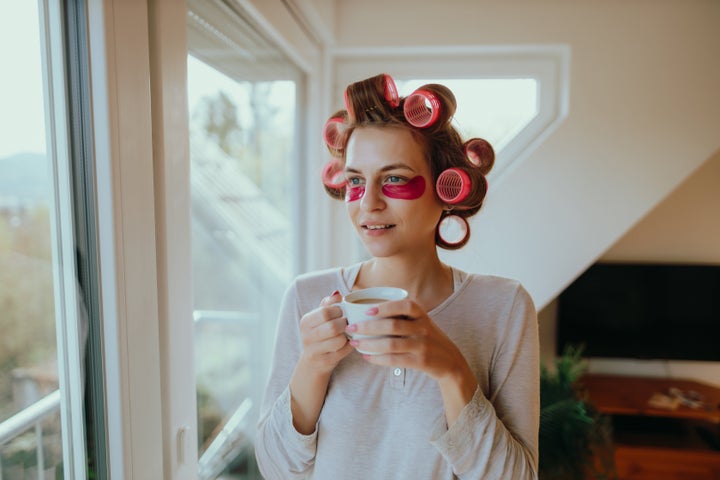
[393,368,403,376]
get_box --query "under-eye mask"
[345,176,426,202]
[345,185,365,202]
[382,175,426,199]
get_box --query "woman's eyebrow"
[345,163,416,174]
[381,163,416,173]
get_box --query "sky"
[0,0,46,159]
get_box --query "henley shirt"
[255,263,539,479]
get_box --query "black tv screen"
[556,262,720,361]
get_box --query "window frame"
[38,0,89,477]
[85,0,318,478]
[88,0,184,478]
[320,45,570,267]
[331,45,570,183]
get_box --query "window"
[396,78,538,155]
[0,1,89,478]
[187,4,302,477]
[331,47,569,265]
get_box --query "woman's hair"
[322,73,494,250]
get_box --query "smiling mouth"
[363,224,395,231]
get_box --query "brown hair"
[323,73,494,250]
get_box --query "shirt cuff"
[277,386,319,445]
[430,386,489,457]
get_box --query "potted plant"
[539,345,616,480]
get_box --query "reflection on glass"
[188,55,295,479]
[0,1,64,477]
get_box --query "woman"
[255,73,539,479]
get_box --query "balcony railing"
[0,389,61,479]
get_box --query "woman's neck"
[354,255,454,312]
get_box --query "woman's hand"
[290,290,355,434]
[345,298,479,424]
[298,290,354,375]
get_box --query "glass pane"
[396,78,538,153]
[188,53,296,479]
[0,1,63,477]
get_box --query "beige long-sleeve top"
[255,263,539,479]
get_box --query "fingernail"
[330,289,340,296]
[345,324,357,333]
[349,340,359,347]
[365,307,379,315]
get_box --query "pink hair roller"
[323,117,345,151]
[383,74,400,108]
[321,159,347,189]
[404,89,441,128]
[436,168,471,204]
[464,138,495,171]
[437,214,469,247]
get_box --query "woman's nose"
[360,182,385,211]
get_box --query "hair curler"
[404,89,441,128]
[437,214,469,247]
[436,168,471,204]
[383,74,400,108]
[321,159,347,189]
[323,117,346,151]
[464,138,495,173]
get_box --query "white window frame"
[85,1,320,478]
[87,0,196,478]
[320,45,570,267]
[332,45,570,181]
[39,0,87,477]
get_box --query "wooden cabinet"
[580,374,720,480]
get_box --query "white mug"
[337,287,408,354]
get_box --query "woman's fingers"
[301,291,344,331]
[371,298,423,320]
[350,333,421,354]
[346,314,425,338]
[320,290,342,306]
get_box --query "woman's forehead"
[345,126,428,173]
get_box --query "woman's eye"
[348,177,363,186]
[385,175,406,184]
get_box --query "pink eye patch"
[345,185,365,202]
[383,176,426,199]
[345,176,426,202]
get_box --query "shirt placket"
[390,366,406,389]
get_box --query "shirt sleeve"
[430,282,540,480]
[254,280,318,479]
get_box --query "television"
[556,262,720,362]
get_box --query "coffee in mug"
[337,286,408,354]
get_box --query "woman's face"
[344,126,444,259]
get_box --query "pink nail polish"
[345,323,357,333]
[365,307,379,315]
[349,340,359,347]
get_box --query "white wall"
[539,152,720,386]
[602,151,720,265]
[333,0,720,310]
